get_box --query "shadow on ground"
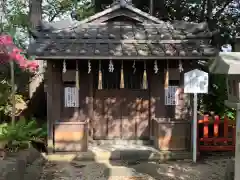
[0,147,45,180]
[42,151,111,180]
[41,149,234,180]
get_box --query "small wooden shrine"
[28,0,217,152]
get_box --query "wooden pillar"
[175,72,185,120]
[88,71,94,140]
[148,65,153,140]
[47,60,62,153]
[235,107,240,180]
[46,60,53,152]
[52,61,62,122]
[175,61,191,120]
[174,61,192,151]
[149,65,165,139]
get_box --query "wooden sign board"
[64,87,79,107]
[184,69,208,94]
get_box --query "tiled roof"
[28,22,218,58]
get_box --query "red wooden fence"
[198,115,236,152]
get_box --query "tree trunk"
[29,0,42,28]
[29,0,43,98]
[149,0,153,15]
[153,0,168,20]
[200,0,206,22]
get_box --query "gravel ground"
[39,153,233,180]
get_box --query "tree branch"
[200,0,206,21]
[213,0,233,19]
[206,0,213,20]
[48,3,67,22]
[49,12,60,22]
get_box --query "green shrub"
[0,117,47,152]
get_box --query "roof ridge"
[77,1,164,25]
[110,0,133,7]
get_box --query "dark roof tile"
[122,43,137,56]
[28,22,218,58]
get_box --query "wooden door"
[121,90,150,140]
[92,60,150,140]
[93,90,122,139]
[93,89,150,140]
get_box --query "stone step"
[91,140,153,146]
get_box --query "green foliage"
[224,108,236,120]
[43,0,74,21]
[0,117,47,152]
[199,74,236,120]
[200,74,227,114]
[0,93,27,117]
[75,0,95,20]
[0,80,11,107]
[0,0,29,49]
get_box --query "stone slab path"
[39,153,233,180]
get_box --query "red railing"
[198,115,236,152]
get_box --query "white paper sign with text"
[184,69,209,94]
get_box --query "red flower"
[26,61,39,71]
[0,35,38,72]
[0,35,14,45]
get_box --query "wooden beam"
[35,39,210,44]
[36,56,215,60]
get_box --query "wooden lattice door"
[93,90,122,139]
[92,60,150,140]
[121,90,150,140]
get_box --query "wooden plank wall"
[149,60,192,151]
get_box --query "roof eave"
[33,55,217,60]
[209,52,240,74]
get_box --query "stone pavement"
[39,152,233,180]
[54,144,192,161]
